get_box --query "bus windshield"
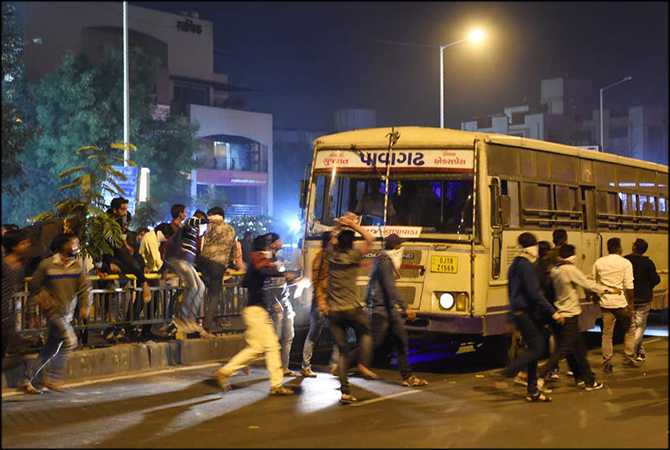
[309,173,474,235]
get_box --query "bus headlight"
[439,293,455,310]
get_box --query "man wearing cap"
[494,232,565,402]
[367,234,428,387]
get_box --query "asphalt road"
[2,334,668,448]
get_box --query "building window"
[609,127,628,139]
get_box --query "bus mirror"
[299,180,308,209]
[501,195,511,227]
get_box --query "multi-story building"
[461,77,668,165]
[16,2,274,216]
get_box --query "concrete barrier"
[2,334,247,391]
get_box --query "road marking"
[644,338,662,345]
[2,361,222,398]
[349,389,419,406]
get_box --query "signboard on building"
[102,165,139,215]
[314,149,474,172]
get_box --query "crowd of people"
[1,206,662,403]
[494,230,660,402]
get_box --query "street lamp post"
[123,1,130,166]
[439,29,484,129]
[599,76,633,152]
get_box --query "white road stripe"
[349,389,419,406]
[2,361,222,398]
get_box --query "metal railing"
[12,272,249,336]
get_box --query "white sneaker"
[537,378,553,393]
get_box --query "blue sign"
[103,165,138,215]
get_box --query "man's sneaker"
[566,370,574,376]
[401,376,429,387]
[603,364,613,373]
[584,381,604,391]
[300,368,317,378]
[114,327,126,341]
[548,370,560,380]
[42,378,68,393]
[20,382,42,395]
[635,354,646,362]
[623,360,640,368]
[215,368,231,392]
[575,379,586,389]
[269,385,295,395]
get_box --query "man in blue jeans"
[494,232,564,402]
[19,234,92,394]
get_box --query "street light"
[440,29,485,129]
[599,75,633,152]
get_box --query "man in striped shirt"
[165,209,212,337]
[18,234,92,394]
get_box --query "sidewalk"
[2,334,246,392]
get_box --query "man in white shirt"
[592,237,638,372]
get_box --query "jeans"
[198,257,227,331]
[370,310,412,380]
[601,307,636,366]
[633,302,652,357]
[538,316,595,385]
[501,311,544,395]
[22,314,78,384]
[268,287,295,372]
[217,306,283,389]
[167,258,205,321]
[302,306,339,370]
[329,307,373,395]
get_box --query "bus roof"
[313,126,667,173]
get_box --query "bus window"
[659,197,668,218]
[501,180,520,228]
[312,176,326,222]
[619,192,637,215]
[555,185,578,211]
[639,195,656,217]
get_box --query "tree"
[33,143,133,263]
[2,3,38,194]
[2,44,201,224]
[192,185,232,214]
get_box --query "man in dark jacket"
[494,232,565,402]
[367,234,428,387]
[625,238,661,362]
[214,236,296,396]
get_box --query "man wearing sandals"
[494,233,565,402]
[324,213,379,404]
[367,234,428,388]
[215,236,296,396]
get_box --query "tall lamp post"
[440,29,485,129]
[599,76,632,152]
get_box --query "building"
[16,2,274,216]
[461,77,668,165]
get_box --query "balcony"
[196,155,268,173]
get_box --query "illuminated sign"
[314,149,473,172]
[360,226,422,238]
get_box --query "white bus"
[298,127,668,353]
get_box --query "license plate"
[431,256,458,273]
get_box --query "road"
[2,334,668,448]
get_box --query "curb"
[2,334,246,391]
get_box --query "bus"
[298,126,668,353]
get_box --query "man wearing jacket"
[367,234,428,387]
[625,238,661,362]
[300,231,339,378]
[215,236,296,395]
[494,232,564,402]
[19,234,92,394]
[198,206,237,333]
[538,244,617,390]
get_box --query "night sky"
[132,1,668,132]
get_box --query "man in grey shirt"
[324,213,378,404]
[537,244,617,390]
